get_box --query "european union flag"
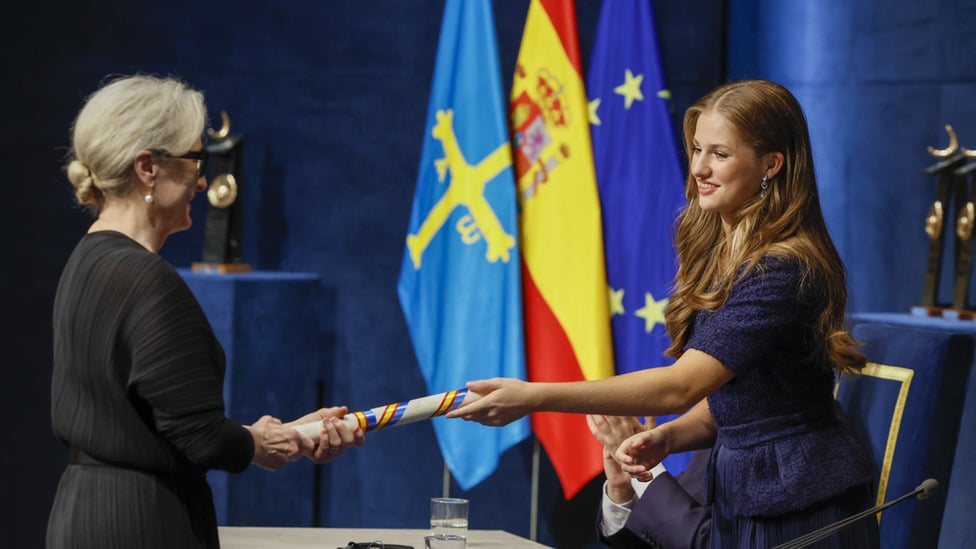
[397,0,529,490]
[587,0,688,472]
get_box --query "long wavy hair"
[665,80,864,375]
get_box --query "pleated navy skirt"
[709,444,880,548]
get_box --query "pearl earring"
[145,181,155,204]
[760,175,769,198]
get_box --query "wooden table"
[218,527,554,549]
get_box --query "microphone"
[772,478,939,549]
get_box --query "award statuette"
[192,111,251,274]
[946,147,976,318]
[913,125,966,317]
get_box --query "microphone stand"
[772,479,939,549]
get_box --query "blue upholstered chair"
[834,320,973,548]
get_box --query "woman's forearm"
[451,354,730,428]
[531,351,731,417]
[658,399,717,453]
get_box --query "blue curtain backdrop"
[7,0,976,548]
[727,0,976,314]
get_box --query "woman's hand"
[247,415,313,471]
[287,406,365,464]
[614,427,670,482]
[445,378,533,426]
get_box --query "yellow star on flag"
[614,69,644,110]
[635,292,668,333]
[609,287,625,316]
[588,97,602,126]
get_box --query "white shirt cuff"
[599,480,637,537]
[599,462,667,537]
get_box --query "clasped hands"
[248,406,365,471]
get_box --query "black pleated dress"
[47,231,254,549]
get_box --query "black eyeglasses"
[151,149,209,177]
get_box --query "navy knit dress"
[686,256,879,548]
[47,231,254,548]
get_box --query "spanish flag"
[510,0,615,498]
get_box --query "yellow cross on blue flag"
[397,0,529,490]
[587,0,689,473]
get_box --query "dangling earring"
[144,181,155,204]
[760,175,768,198]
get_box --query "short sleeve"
[686,257,809,377]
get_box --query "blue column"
[180,270,329,526]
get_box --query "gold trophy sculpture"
[946,145,976,318]
[192,111,252,274]
[913,125,967,317]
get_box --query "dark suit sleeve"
[598,449,712,549]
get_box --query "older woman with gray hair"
[46,74,364,549]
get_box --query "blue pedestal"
[179,269,328,527]
[848,313,976,549]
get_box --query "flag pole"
[530,437,540,541]
[442,461,451,498]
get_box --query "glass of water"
[429,497,468,539]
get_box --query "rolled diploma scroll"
[292,388,482,439]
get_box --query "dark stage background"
[3,1,975,548]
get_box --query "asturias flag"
[587,0,689,473]
[397,0,529,491]
[510,0,615,499]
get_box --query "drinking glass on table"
[429,497,468,539]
